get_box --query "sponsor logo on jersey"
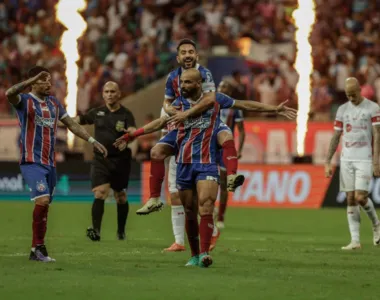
[115,121,125,132]
[97,111,105,116]
[35,114,55,128]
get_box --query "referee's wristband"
[88,137,96,144]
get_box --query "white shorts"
[339,161,372,192]
[165,156,178,194]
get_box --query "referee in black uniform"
[74,81,136,241]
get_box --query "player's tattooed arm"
[6,71,49,105]
[325,130,342,163]
[373,125,380,164]
[60,116,108,156]
[142,116,168,134]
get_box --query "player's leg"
[164,157,186,252]
[353,162,380,245]
[87,158,111,241]
[196,164,219,267]
[340,161,361,250]
[217,167,228,229]
[217,126,244,191]
[111,157,132,240]
[136,131,177,215]
[20,163,55,262]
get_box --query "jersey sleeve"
[53,97,68,120]
[334,106,343,131]
[164,74,175,100]
[371,104,380,126]
[201,69,216,93]
[160,107,169,133]
[216,93,235,109]
[13,94,28,111]
[79,108,97,125]
[234,109,244,122]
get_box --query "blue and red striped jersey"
[174,92,235,164]
[14,93,67,167]
[164,64,216,100]
[220,107,244,134]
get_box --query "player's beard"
[181,87,197,98]
[181,58,196,69]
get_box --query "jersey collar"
[29,92,45,103]
[186,92,203,105]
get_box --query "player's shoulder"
[364,98,380,109]
[197,65,212,77]
[337,101,350,112]
[167,67,181,79]
[119,105,134,115]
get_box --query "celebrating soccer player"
[135,39,243,216]
[6,66,107,262]
[325,77,380,250]
[74,81,137,242]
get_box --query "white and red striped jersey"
[334,98,380,162]
[14,93,67,166]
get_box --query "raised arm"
[60,115,108,157]
[6,71,49,105]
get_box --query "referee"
[74,81,136,241]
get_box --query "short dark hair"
[176,39,197,52]
[27,66,50,79]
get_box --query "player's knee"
[355,193,368,205]
[93,187,109,200]
[199,198,215,215]
[114,191,127,204]
[151,145,167,160]
[35,196,50,206]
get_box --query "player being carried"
[325,77,380,250]
[135,39,244,216]
[6,66,107,262]
[115,69,296,266]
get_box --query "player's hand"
[276,100,297,120]
[324,162,333,178]
[167,110,189,125]
[237,151,242,159]
[373,163,380,177]
[34,71,50,82]
[94,141,108,157]
[113,133,134,148]
[117,140,127,151]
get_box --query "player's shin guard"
[185,211,200,257]
[117,202,129,234]
[200,214,214,253]
[92,198,105,233]
[222,140,238,176]
[149,160,165,198]
[32,204,49,247]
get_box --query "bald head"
[345,77,363,105]
[180,68,203,99]
[103,81,121,107]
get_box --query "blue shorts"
[176,163,219,191]
[20,163,57,202]
[157,129,179,152]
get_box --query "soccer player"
[325,77,380,250]
[6,66,107,262]
[115,69,296,266]
[215,79,246,230]
[73,81,136,241]
[135,39,243,215]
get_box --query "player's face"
[346,86,361,105]
[34,75,52,96]
[103,86,120,105]
[217,81,232,96]
[180,75,201,98]
[177,44,198,69]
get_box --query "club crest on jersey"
[97,111,105,116]
[36,181,46,192]
[115,121,125,132]
[346,124,352,132]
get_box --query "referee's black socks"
[117,202,129,234]
[92,198,105,234]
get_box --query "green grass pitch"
[1,201,380,300]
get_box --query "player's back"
[15,93,67,166]
[335,98,380,161]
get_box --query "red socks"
[218,201,227,222]
[222,140,238,176]
[185,211,200,257]
[32,204,49,247]
[149,160,165,198]
[199,214,214,253]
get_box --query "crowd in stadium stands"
[1,0,380,126]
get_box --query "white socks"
[362,198,379,226]
[347,205,361,243]
[171,205,185,246]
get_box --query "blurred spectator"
[311,76,333,121]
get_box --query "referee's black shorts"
[90,155,131,192]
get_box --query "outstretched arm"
[60,115,108,157]
[232,99,297,119]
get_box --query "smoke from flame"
[56,0,87,149]
[292,0,316,156]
